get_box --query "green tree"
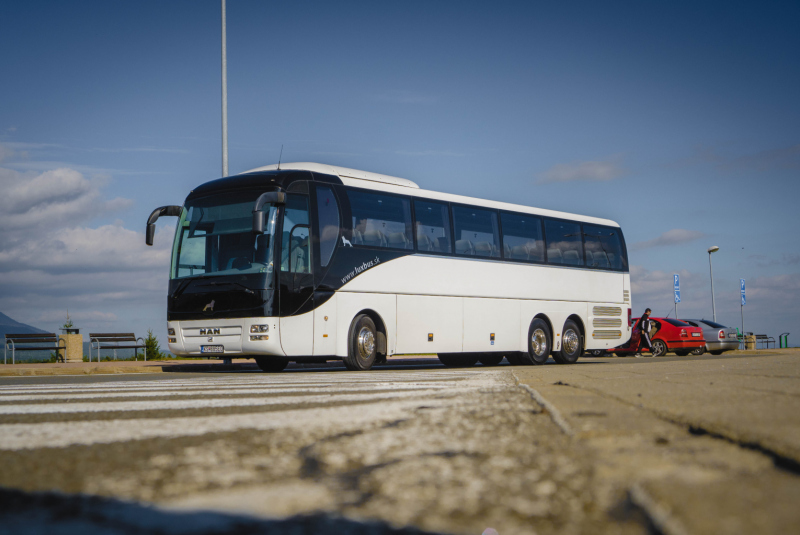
[144,329,164,360]
[62,310,74,331]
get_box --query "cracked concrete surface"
[1,352,799,534]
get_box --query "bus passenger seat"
[594,251,609,267]
[352,229,364,245]
[435,237,450,253]
[455,240,474,255]
[511,245,528,260]
[584,251,594,266]
[563,250,580,265]
[363,230,387,247]
[504,243,512,258]
[474,242,493,256]
[417,234,433,251]
[387,232,410,249]
[547,248,562,263]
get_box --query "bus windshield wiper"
[197,281,255,294]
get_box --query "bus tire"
[478,354,504,366]
[438,353,478,367]
[554,320,582,364]
[525,318,551,365]
[254,356,288,372]
[344,314,377,371]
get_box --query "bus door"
[279,194,314,355]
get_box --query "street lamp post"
[221,0,228,177]
[708,246,719,322]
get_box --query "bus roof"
[241,162,620,228]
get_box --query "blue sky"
[1,0,798,344]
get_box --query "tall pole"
[221,0,228,177]
[709,252,716,322]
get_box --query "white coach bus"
[146,163,632,371]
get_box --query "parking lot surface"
[0,350,798,534]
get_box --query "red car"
[613,317,705,357]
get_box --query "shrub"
[144,329,165,360]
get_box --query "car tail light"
[627,308,632,327]
[719,330,725,339]
[680,329,687,337]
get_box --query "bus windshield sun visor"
[253,191,286,234]
[146,205,183,246]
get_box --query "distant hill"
[0,312,49,337]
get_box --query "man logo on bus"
[203,300,215,312]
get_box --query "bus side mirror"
[146,205,183,246]
[252,191,285,234]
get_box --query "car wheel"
[478,354,504,366]
[691,346,705,356]
[651,339,667,357]
[343,314,377,371]
[524,318,552,365]
[554,320,582,364]
[254,356,288,372]
[710,350,724,355]
[674,350,689,356]
[438,353,479,367]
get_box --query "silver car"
[682,319,739,355]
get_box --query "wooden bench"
[4,333,66,365]
[89,333,146,362]
[755,334,775,349]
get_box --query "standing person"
[634,308,654,358]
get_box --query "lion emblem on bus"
[203,300,215,312]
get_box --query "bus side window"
[316,186,340,267]
[413,199,452,254]
[582,223,624,270]
[544,219,583,266]
[347,189,413,250]
[281,195,312,273]
[500,212,544,262]
[452,205,500,258]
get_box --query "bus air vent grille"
[593,330,622,339]
[623,290,630,303]
[593,306,622,317]
[593,318,622,328]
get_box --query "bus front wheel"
[254,356,288,372]
[553,320,582,364]
[344,314,377,371]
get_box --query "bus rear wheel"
[254,356,288,372]
[438,353,478,367]
[553,320,582,364]
[478,354,504,366]
[344,314,378,371]
[524,318,551,365]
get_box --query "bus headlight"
[168,327,175,335]
[250,335,269,341]
[250,325,269,333]
[168,337,177,343]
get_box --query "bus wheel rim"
[563,329,579,354]
[532,329,547,356]
[357,327,375,359]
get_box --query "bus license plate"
[201,345,224,354]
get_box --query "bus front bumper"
[167,318,285,357]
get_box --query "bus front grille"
[593,306,622,316]
[592,330,622,339]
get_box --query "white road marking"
[0,370,507,450]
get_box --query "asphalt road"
[0,351,798,535]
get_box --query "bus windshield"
[170,191,278,283]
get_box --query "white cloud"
[632,229,705,250]
[0,224,172,274]
[0,144,14,163]
[538,156,625,184]
[0,167,132,236]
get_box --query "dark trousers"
[638,332,653,353]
